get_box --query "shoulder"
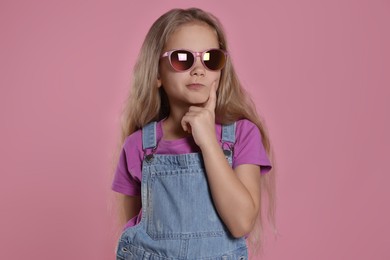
[122,128,144,168]
[235,119,261,140]
[216,119,260,144]
[233,119,262,154]
[236,118,258,129]
[232,119,272,173]
[123,128,143,151]
[124,120,164,151]
[112,129,143,195]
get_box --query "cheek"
[160,72,185,87]
[159,59,173,79]
[213,72,222,84]
[159,66,172,85]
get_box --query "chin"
[183,94,207,105]
[189,98,208,106]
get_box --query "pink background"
[1,0,389,259]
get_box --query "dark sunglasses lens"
[203,49,226,70]
[170,50,194,71]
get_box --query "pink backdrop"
[1,0,389,259]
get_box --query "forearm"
[200,139,258,238]
[117,194,141,227]
[180,86,260,237]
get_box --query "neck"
[162,105,191,140]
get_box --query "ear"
[156,72,162,88]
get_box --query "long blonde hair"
[112,7,277,256]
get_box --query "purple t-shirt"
[112,119,272,229]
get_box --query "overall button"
[223,150,231,156]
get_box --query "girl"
[112,8,276,260]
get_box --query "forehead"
[164,22,219,51]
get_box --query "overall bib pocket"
[146,168,225,240]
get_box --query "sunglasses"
[160,48,228,72]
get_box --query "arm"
[181,83,261,238]
[201,140,261,238]
[116,193,142,227]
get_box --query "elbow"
[229,224,252,239]
[228,217,256,238]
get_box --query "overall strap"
[142,121,157,150]
[221,122,236,160]
[142,121,235,150]
[221,122,236,144]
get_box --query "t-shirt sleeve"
[111,135,142,196]
[232,119,272,174]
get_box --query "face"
[158,23,222,109]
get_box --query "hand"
[181,81,218,148]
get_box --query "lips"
[186,83,205,89]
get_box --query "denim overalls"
[116,122,248,260]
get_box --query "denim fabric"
[116,122,248,260]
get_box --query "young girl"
[112,8,275,260]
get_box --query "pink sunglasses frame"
[160,48,229,72]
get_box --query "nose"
[190,56,205,77]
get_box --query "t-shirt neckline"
[157,119,193,145]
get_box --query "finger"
[181,115,192,133]
[181,117,188,132]
[183,111,198,117]
[188,106,202,112]
[204,81,217,111]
